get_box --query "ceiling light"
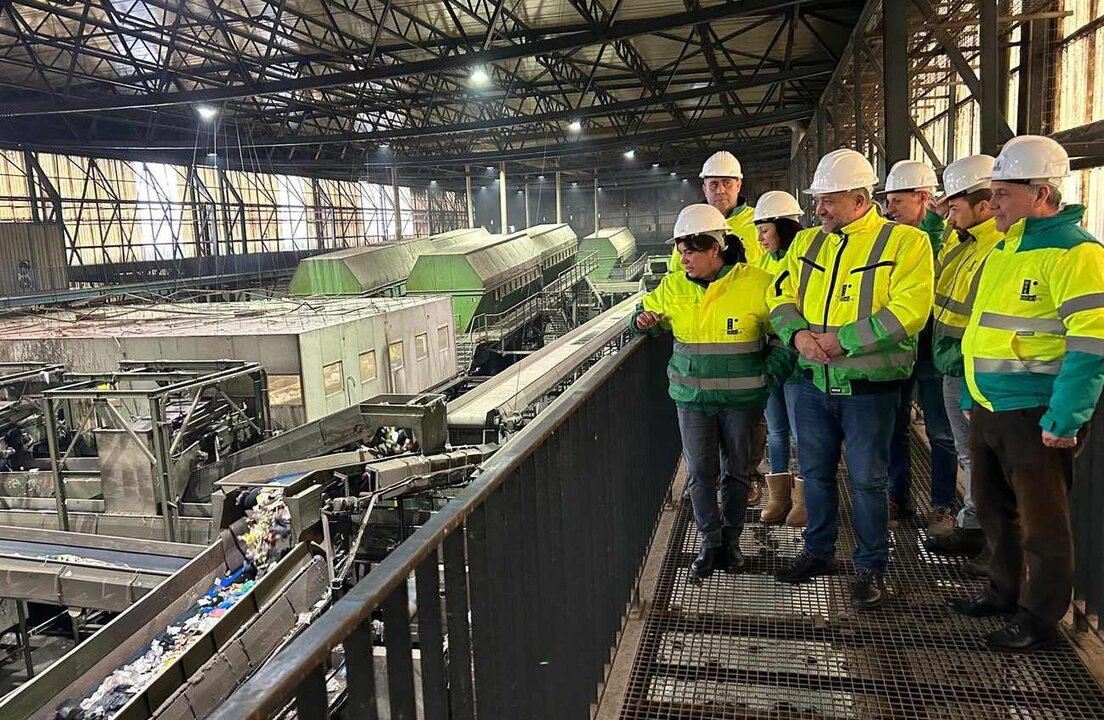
[652,163,660,168]
[568,119,582,132]
[487,165,495,171]
[624,149,636,159]
[572,181,578,187]
[206,152,217,158]
[681,178,688,183]
[480,185,487,190]
[430,179,437,184]
[379,142,390,149]
[670,171,677,177]
[597,186,603,191]
[538,174,545,180]
[195,105,218,121]
[470,66,490,86]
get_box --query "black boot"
[775,551,836,584]
[923,527,985,557]
[721,527,745,573]
[946,593,1016,618]
[850,569,887,609]
[986,619,1060,653]
[691,545,724,580]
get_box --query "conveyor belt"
[0,534,327,720]
[0,527,202,611]
[448,293,640,439]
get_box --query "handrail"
[466,252,598,337]
[211,333,663,718]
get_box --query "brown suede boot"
[785,477,807,526]
[760,472,792,524]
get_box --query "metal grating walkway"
[619,434,1104,719]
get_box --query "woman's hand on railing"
[635,311,663,331]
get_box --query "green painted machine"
[288,227,489,296]
[580,227,638,280]
[406,231,543,332]
[526,223,579,283]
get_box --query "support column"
[391,165,402,240]
[524,180,530,228]
[555,171,562,223]
[498,162,508,232]
[465,164,475,227]
[979,0,1001,155]
[882,0,910,168]
[816,105,827,158]
[593,171,599,235]
[852,43,863,154]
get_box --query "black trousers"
[970,405,1084,628]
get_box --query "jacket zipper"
[821,233,848,389]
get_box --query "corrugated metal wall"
[0,222,68,295]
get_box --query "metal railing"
[1072,401,1104,639]
[609,252,648,282]
[466,252,599,340]
[209,334,679,720]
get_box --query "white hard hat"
[753,191,803,223]
[671,204,728,243]
[990,135,1070,185]
[804,148,878,195]
[882,160,938,194]
[699,151,743,179]
[943,154,995,198]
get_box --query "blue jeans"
[766,382,800,473]
[795,380,899,574]
[943,376,980,530]
[889,361,959,508]
[677,407,758,548]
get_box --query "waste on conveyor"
[54,489,293,720]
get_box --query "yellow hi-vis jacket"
[668,202,763,272]
[767,207,935,395]
[962,204,1104,437]
[932,217,1004,377]
[629,264,796,412]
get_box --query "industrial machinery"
[0,392,495,720]
[526,223,579,283]
[0,363,69,479]
[580,227,639,281]
[407,230,545,332]
[287,227,489,297]
[447,293,640,443]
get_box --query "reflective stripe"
[974,358,1062,375]
[667,369,767,390]
[1058,292,1104,319]
[934,293,972,317]
[857,223,897,319]
[933,320,965,338]
[852,309,907,350]
[797,230,828,302]
[770,303,805,329]
[875,308,908,342]
[674,339,763,355]
[978,312,1066,335]
[1066,336,1104,357]
[832,349,915,370]
[936,234,973,277]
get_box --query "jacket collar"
[1017,204,1086,235]
[838,205,883,238]
[687,263,733,288]
[963,216,1000,243]
[726,197,750,220]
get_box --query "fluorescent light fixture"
[652,163,660,168]
[470,66,490,85]
[568,119,582,132]
[538,174,545,179]
[195,105,218,121]
[487,165,495,171]
[670,171,677,177]
[206,152,217,158]
[681,178,688,183]
[624,149,636,159]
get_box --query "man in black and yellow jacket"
[948,136,1104,653]
[634,204,795,581]
[768,149,934,609]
